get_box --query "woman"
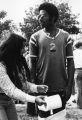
[0,32,48,120]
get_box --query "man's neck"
[44,25,58,37]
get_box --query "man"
[29,2,75,120]
[73,41,82,108]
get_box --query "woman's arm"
[0,62,35,103]
[0,63,47,106]
[0,62,47,106]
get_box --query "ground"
[16,96,82,120]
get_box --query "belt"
[76,68,82,70]
[38,107,65,118]
[29,89,65,96]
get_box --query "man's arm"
[29,35,38,83]
[66,58,75,101]
[66,37,75,101]
[29,56,37,83]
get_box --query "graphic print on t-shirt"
[50,42,56,52]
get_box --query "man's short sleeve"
[66,36,73,59]
[29,35,38,58]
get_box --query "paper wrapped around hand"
[38,94,62,111]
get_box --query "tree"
[0,11,12,37]
[20,7,41,45]
[56,2,80,34]
[0,10,19,40]
[20,1,80,45]
[0,11,7,19]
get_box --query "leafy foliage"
[57,2,80,34]
[0,11,7,19]
[0,11,12,37]
[20,7,41,45]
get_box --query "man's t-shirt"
[29,29,73,92]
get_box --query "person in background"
[73,41,82,108]
[29,2,75,120]
[0,32,48,120]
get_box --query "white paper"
[38,94,62,111]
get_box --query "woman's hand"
[35,96,46,106]
[37,85,48,93]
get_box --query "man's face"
[38,10,50,28]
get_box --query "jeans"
[0,93,18,120]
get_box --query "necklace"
[43,28,59,39]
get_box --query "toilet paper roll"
[38,94,62,111]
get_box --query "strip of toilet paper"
[38,94,62,111]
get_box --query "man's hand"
[37,85,48,93]
[35,96,46,106]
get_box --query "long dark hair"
[0,33,30,89]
